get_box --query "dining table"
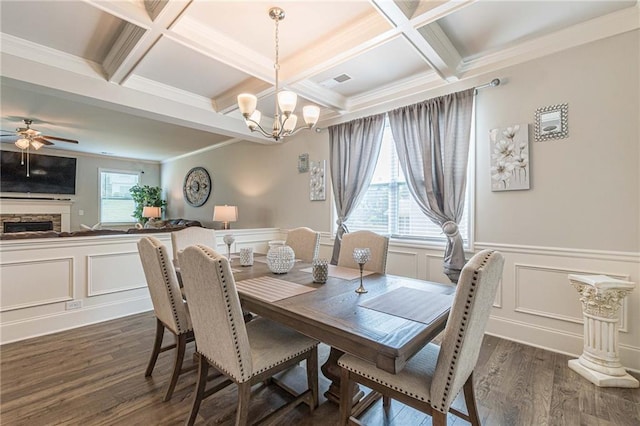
[229,254,456,405]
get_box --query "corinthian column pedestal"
[568,274,638,388]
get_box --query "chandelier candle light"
[237,7,320,141]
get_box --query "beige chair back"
[137,236,191,335]
[337,230,389,273]
[430,249,504,413]
[179,245,253,383]
[171,227,216,266]
[285,227,320,262]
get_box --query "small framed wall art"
[535,103,568,142]
[298,153,309,173]
[489,124,530,191]
[309,160,326,201]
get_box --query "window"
[99,169,140,224]
[346,120,472,244]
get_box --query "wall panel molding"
[87,251,147,297]
[1,257,74,312]
[475,242,639,263]
[513,263,629,332]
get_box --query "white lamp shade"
[15,138,30,149]
[277,91,297,114]
[237,94,257,116]
[283,114,297,133]
[213,205,238,222]
[247,110,261,130]
[303,105,320,127]
[142,206,161,218]
[30,140,45,150]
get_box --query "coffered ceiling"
[0,0,637,161]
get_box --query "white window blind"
[346,120,471,244]
[99,169,139,224]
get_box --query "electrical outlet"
[65,300,83,310]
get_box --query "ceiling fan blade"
[34,137,55,145]
[1,134,16,138]
[41,135,79,143]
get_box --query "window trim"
[98,168,141,225]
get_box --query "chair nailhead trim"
[338,362,432,404]
[153,239,185,333]
[436,250,495,414]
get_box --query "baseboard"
[0,296,153,345]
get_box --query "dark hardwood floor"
[1,312,638,425]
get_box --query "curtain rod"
[475,78,501,92]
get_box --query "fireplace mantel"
[0,198,73,232]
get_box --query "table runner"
[300,264,375,281]
[236,276,316,302]
[359,287,453,324]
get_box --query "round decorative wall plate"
[183,167,212,207]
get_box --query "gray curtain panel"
[328,114,385,264]
[388,88,474,283]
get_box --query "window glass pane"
[346,120,470,243]
[100,171,139,223]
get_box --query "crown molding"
[124,75,215,111]
[459,3,640,75]
[0,33,105,80]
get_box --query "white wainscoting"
[318,234,640,372]
[0,228,281,344]
[1,257,74,311]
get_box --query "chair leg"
[163,333,187,402]
[339,367,354,426]
[306,347,319,411]
[432,410,447,426]
[463,373,481,426]
[236,381,252,426]
[186,355,209,426]
[383,395,391,411]
[145,318,165,377]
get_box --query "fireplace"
[0,199,72,233]
[3,221,54,233]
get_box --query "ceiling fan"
[0,119,79,150]
[1,119,79,177]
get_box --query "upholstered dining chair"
[338,249,504,426]
[178,244,319,426]
[337,230,389,274]
[285,227,321,262]
[137,236,195,402]
[170,226,216,268]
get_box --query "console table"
[568,274,638,388]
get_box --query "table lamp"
[142,206,162,228]
[213,205,238,230]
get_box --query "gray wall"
[162,30,639,253]
[1,148,161,230]
[475,30,638,252]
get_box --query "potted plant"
[129,185,167,224]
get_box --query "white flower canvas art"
[490,124,530,191]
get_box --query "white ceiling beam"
[0,52,267,144]
[99,0,193,84]
[210,11,393,113]
[370,0,463,82]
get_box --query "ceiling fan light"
[31,140,45,150]
[278,91,297,115]
[283,114,298,133]
[247,110,261,130]
[303,105,320,127]
[15,138,30,149]
[237,94,257,117]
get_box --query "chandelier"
[237,7,320,142]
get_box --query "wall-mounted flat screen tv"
[0,150,77,195]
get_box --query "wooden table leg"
[321,347,364,405]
